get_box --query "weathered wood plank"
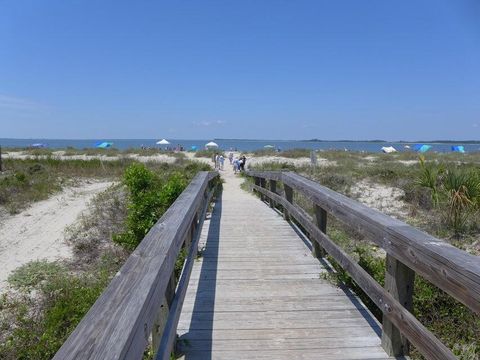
[177,348,394,360]
[178,327,381,341]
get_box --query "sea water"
[0,138,479,153]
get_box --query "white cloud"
[193,120,226,127]
[0,94,50,112]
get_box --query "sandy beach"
[0,181,114,292]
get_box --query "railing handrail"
[246,170,480,360]
[53,171,219,360]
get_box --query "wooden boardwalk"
[177,167,392,359]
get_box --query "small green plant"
[7,260,65,290]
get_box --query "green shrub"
[0,259,116,360]
[114,163,197,250]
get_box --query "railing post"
[254,177,260,195]
[283,184,293,221]
[381,254,415,356]
[313,205,327,258]
[259,178,266,202]
[269,179,276,208]
[152,272,176,355]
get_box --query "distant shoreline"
[2,138,479,144]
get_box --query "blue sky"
[1,0,479,140]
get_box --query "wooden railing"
[53,171,220,360]
[246,170,480,360]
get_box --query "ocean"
[1,138,479,153]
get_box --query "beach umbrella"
[404,145,411,149]
[156,139,170,145]
[96,142,113,149]
[191,145,198,151]
[413,144,432,153]
[264,145,275,149]
[31,143,47,148]
[451,145,465,153]
[205,141,219,148]
[381,146,397,153]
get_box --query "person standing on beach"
[239,155,247,171]
[215,154,219,169]
[228,152,233,164]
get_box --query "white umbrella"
[156,139,170,145]
[381,146,397,154]
[205,141,218,148]
[264,145,274,148]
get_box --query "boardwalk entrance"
[177,166,390,359]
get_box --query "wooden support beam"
[313,205,327,259]
[254,177,260,195]
[259,178,267,202]
[269,180,277,208]
[152,272,176,354]
[381,254,415,357]
[283,184,293,221]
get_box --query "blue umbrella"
[191,145,198,151]
[95,142,113,149]
[451,145,465,153]
[413,144,432,153]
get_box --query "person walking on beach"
[214,153,219,169]
[233,157,240,174]
[228,152,233,164]
[219,155,225,170]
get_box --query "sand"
[0,181,114,292]
[3,151,178,164]
[183,151,335,168]
[351,179,408,219]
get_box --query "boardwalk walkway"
[177,164,392,359]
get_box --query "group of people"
[214,153,225,170]
[230,153,246,174]
[213,152,247,173]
